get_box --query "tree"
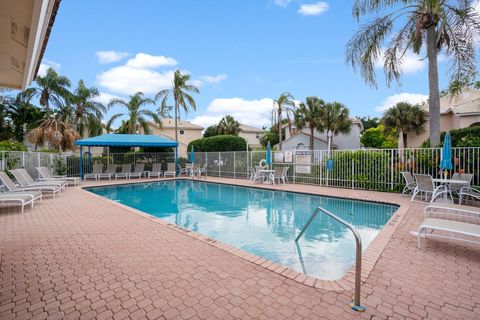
[259,130,279,149]
[216,116,240,135]
[108,92,162,134]
[0,102,13,140]
[382,102,427,150]
[345,1,480,147]
[8,91,44,142]
[360,125,397,148]
[322,102,352,149]
[359,116,380,132]
[69,80,106,137]
[203,125,218,138]
[25,67,71,117]
[293,97,325,150]
[272,92,295,150]
[156,70,200,142]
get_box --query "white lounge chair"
[11,169,67,191]
[459,186,480,205]
[84,164,103,181]
[129,164,145,179]
[400,171,416,195]
[417,218,480,248]
[0,192,41,214]
[115,164,132,180]
[0,171,62,198]
[164,163,176,178]
[36,167,80,186]
[411,174,448,202]
[98,164,117,180]
[424,203,480,220]
[148,163,163,178]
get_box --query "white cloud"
[38,59,60,76]
[94,92,123,105]
[375,93,428,112]
[97,66,174,95]
[375,49,425,74]
[298,2,329,16]
[125,53,177,69]
[95,51,130,64]
[190,97,274,128]
[274,0,293,7]
[199,74,228,84]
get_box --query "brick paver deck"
[1,177,479,319]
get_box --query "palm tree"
[27,116,80,151]
[25,67,71,117]
[293,97,325,150]
[382,102,428,150]
[345,1,480,147]
[272,92,295,150]
[8,91,44,142]
[102,114,123,133]
[69,80,106,137]
[216,116,240,135]
[321,102,352,150]
[156,70,200,142]
[108,92,162,134]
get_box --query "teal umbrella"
[266,142,272,167]
[439,132,453,171]
[189,145,195,164]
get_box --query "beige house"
[238,124,265,148]
[145,118,204,157]
[407,89,480,147]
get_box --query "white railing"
[1,147,479,192]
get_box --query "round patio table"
[258,169,275,185]
[432,178,470,201]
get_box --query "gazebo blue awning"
[76,134,178,148]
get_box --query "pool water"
[86,180,398,280]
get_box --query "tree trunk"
[278,108,282,150]
[309,126,314,150]
[174,100,179,142]
[398,128,404,163]
[426,25,441,147]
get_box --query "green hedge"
[422,126,480,147]
[188,135,247,152]
[0,140,27,151]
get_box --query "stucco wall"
[239,131,262,147]
[147,125,203,157]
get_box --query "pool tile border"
[80,177,411,294]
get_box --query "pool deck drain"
[1,177,479,319]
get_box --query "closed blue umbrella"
[189,145,195,164]
[439,132,453,172]
[266,142,272,168]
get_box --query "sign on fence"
[284,151,293,163]
[295,151,311,174]
[274,152,284,163]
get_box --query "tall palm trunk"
[309,126,315,150]
[278,109,282,150]
[174,100,179,142]
[398,128,404,163]
[426,26,441,147]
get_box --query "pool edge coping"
[79,177,412,294]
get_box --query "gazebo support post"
[88,146,91,174]
[79,146,83,180]
[175,147,178,176]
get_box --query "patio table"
[432,178,470,201]
[258,169,275,185]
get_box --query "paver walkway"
[0,178,479,319]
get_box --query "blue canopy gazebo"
[75,134,178,179]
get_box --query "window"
[179,130,185,135]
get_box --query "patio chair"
[247,166,256,181]
[250,166,264,184]
[411,174,448,202]
[36,167,80,186]
[0,191,41,214]
[84,164,103,180]
[425,202,480,220]
[178,164,188,176]
[282,166,289,184]
[98,164,117,180]
[459,186,480,205]
[164,163,176,178]
[273,167,287,185]
[11,169,67,191]
[193,165,207,179]
[0,171,62,198]
[148,163,163,178]
[416,218,480,248]
[449,173,473,198]
[115,164,132,179]
[129,163,145,179]
[400,171,416,195]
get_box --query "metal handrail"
[295,206,365,312]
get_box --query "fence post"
[351,158,355,189]
[218,153,221,177]
[205,152,208,177]
[22,152,25,168]
[293,149,296,184]
[37,153,41,168]
[390,149,394,190]
[1,152,4,170]
[233,152,236,179]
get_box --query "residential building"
[406,89,480,147]
[276,119,363,150]
[145,118,204,157]
[238,124,265,148]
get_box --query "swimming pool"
[86,180,398,280]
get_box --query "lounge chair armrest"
[53,175,67,178]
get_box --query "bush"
[188,135,247,152]
[422,126,480,147]
[360,125,397,149]
[0,140,27,151]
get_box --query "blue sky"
[39,0,462,129]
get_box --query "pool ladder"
[295,206,365,312]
